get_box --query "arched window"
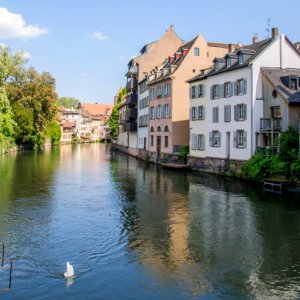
[157,126,161,132]
[164,126,169,132]
[150,126,154,132]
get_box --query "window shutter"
[234,81,237,96]
[244,104,247,120]
[210,86,213,99]
[233,131,237,148]
[221,84,224,98]
[243,79,247,94]
[244,131,247,148]
[189,108,192,120]
[189,87,192,99]
[203,106,205,119]
[217,85,220,99]
[229,82,233,96]
[203,85,206,97]
[203,135,205,149]
[217,132,221,146]
[234,105,237,121]
[209,132,212,147]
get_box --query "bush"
[178,145,189,164]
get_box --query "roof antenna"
[266,18,271,38]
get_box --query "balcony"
[126,79,138,93]
[126,93,138,105]
[125,121,137,132]
[126,108,137,119]
[260,117,282,131]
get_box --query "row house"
[188,28,300,170]
[121,26,184,156]
[147,35,230,157]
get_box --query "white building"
[188,28,300,171]
[137,78,149,150]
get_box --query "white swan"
[63,262,74,278]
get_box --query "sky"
[0,0,299,104]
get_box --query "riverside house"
[188,28,300,173]
[147,35,230,160]
[121,26,184,156]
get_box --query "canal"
[0,144,299,299]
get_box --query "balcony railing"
[125,121,137,132]
[126,93,138,105]
[126,79,138,93]
[126,108,137,119]
[260,117,282,131]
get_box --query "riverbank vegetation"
[0,46,61,150]
[108,86,126,140]
[241,127,300,182]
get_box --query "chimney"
[272,27,279,39]
[252,35,259,44]
[175,52,181,60]
[182,48,188,56]
[228,44,235,53]
[169,55,175,64]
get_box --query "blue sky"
[0,0,299,104]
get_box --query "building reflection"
[111,152,300,298]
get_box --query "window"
[234,104,247,121]
[238,54,243,64]
[165,136,169,147]
[157,105,162,118]
[165,83,170,96]
[191,86,196,99]
[150,107,155,119]
[224,82,232,97]
[198,84,205,97]
[194,47,200,56]
[198,106,205,120]
[191,107,197,120]
[157,85,162,98]
[234,130,247,148]
[224,105,231,122]
[150,135,154,146]
[210,131,221,147]
[164,104,170,117]
[191,134,197,150]
[226,58,231,68]
[198,134,205,150]
[236,79,247,95]
[290,78,298,90]
[211,85,220,99]
[157,126,161,132]
[164,126,169,132]
[150,126,154,132]
[212,107,219,123]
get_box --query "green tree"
[45,120,61,144]
[108,87,126,140]
[57,96,79,109]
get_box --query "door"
[157,136,161,156]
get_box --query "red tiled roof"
[81,103,113,116]
[61,122,76,128]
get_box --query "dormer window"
[215,62,219,71]
[238,54,243,64]
[226,58,231,68]
[290,76,298,90]
[194,48,200,56]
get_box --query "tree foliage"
[108,87,126,140]
[45,120,62,144]
[57,96,79,109]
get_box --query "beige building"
[147,35,231,157]
[122,26,185,156]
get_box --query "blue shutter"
[221,84,224,98]
[244,131,247,148]
[234,81,237,96]
[229,82,233,96]
[210,86,213,99]
[243,79,247,94]
[234,105,237,121]
[244,104,247,120]
[233,131,237,148]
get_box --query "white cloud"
[92,31,108,41]
[0,7,47,39]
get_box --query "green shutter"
[209,132,212,147]
[244,104,247,120]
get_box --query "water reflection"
[111,151,300,299]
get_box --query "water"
[0,144,299,299]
